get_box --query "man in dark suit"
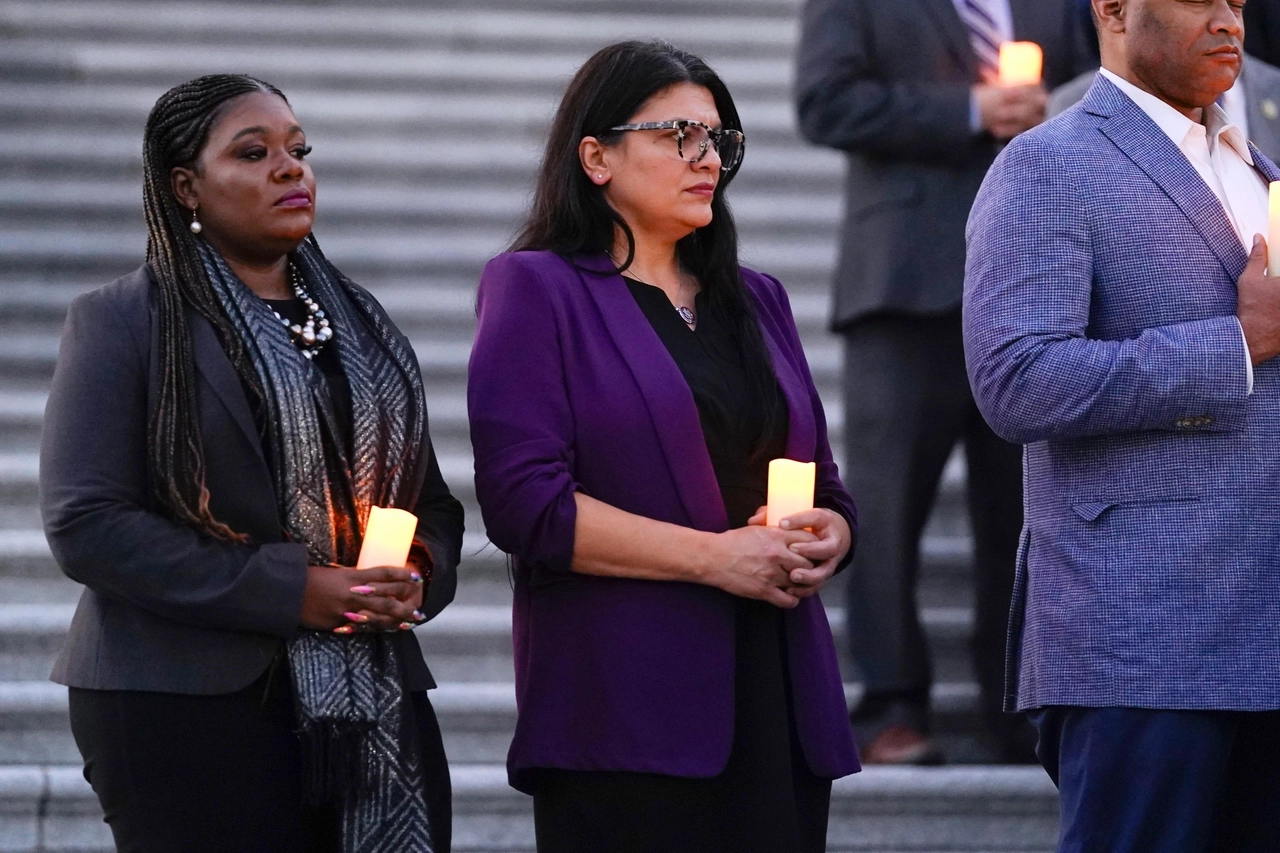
[795,0,1096,764]
[1246,0,1280,67]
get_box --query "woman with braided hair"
[39,74,461,852]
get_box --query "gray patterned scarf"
[198,238,433,853]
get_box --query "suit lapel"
[187,306,268,469]
[1094,82,1248,276]
[920,0,976,76]
[1251,143,1280,184]
[575,255,729,533]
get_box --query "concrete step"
[0,762,1058,852]
[0,386,852,456]
[0,512,978,596]
[0,132,845,194]
[0,678,995,767]
[0,331,846,398]
[1,40,802,99]
[0,230,841,291]
[0,594,983,685]
[0,276,838,339]
[0,180,844,236]
[0,83,807,144]
[0,3,801,54]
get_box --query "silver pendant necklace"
[606,250,697,326]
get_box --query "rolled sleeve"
[468,254,579,573]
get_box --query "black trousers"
[68,669,451,853]
[841,312,1025,745]
[531,600,832,853]
[1030,706,1280,852]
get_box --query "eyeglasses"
[608,119,745,173]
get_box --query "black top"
[624,279,787,528]
[619,279,825,838]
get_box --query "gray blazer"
[1048,56,1280,162]
[41,266,464,695]
[796,0,1096,329]
[965,76,1280,710]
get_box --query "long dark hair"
[141,73,287,541]
[513,40,781,452]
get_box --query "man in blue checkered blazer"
[965,0,1280,848]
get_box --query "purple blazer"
[468,251,860,792]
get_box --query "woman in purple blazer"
[467,41,860,852]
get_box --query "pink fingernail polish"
[350,585,376,594]
[399,622,414,631]
[410,573,423,584]
[343,612,369,623]
[333,625,354,635]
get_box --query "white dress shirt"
[1100,68,1265,392]
[1220,74,1250,141]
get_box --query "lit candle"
[766,459,816,527]
[998,42,1043,87]
[1269,182,1280,276]
[356,506,418,569]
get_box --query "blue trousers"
[1029,706,1280,853]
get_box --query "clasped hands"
[300,564,426,634]
[716,507,852,610]
[973,83,1047,141]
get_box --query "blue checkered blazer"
[964,75,1280,712]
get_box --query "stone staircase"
[0,1,1059,850]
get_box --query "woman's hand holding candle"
[305,506,427,633]
[748,506,852,600]
[300,565,424,633]
[710,524,820,610]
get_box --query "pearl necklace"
[269,264,334,359]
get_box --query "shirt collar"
[1099,67,1254,165]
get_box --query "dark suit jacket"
[42,266,464,695]
[1049,57,1280,164]
[795,0,1096,329]
[1247,0,1280,68]
[468,252,859,792]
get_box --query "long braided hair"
[142,74,287,541]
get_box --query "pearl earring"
[189,208,202,235]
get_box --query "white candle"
[356,506,418,569]
[998,42,1043,87]
[1269,182,1280,276]
[766,459,816,527]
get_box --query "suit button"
[1175,418,1190,428]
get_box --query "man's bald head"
[1092,0,1244,117]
